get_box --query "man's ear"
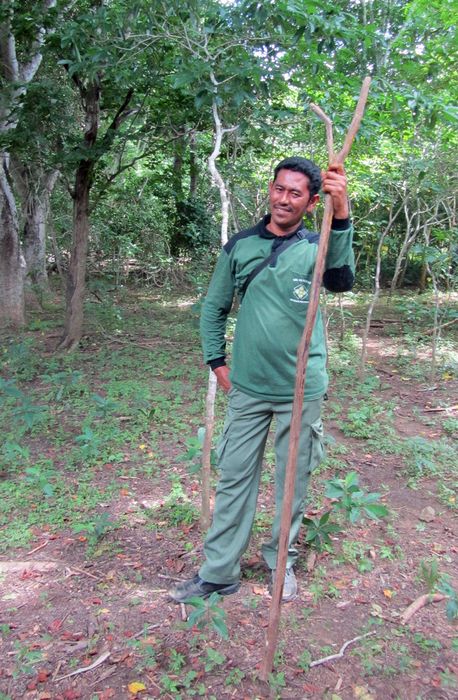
[306,194,320,213]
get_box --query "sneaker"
[168,574,240,603]
[269,567,297,602]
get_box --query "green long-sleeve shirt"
[200,215,355,402]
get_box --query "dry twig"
[65,565,100,580]
[310,631,375,667]
[54,650,111,682]
[180,603,188,621]
[133,623,161,639]
[423,405,457,414]
[26,540,49,556]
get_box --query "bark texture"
[58,82,100,351]
[12,161,59,291]
[58,84,134,350]
[0,152,25,326]
[0,0,56,326]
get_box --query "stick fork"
[260,77,371,681]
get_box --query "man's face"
[268,169,319,235]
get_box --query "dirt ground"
[0,293,457,699]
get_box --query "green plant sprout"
[41,369,83,401]
[0,379,47,433]
[72,512,117,551]
[74,425,101,460]
[325,471,389,523]
[302,511,342,551]
[417,560,458,621]
[186,592,229,639]
[178,427,217,475]
[92,393,119,417]
[25,465,55,497]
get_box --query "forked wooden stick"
[260,77,371,681]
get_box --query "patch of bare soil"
[1,317,457,700]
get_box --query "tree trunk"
[23,196,50,291]
[13,162,59,291]
[58,81,100,351]
[0,152,25,327]
[0,0,56,326]
[172,137,184,202]
[418,259,428,292]
[25,170,59,290]
[170,137,186,255]
[189,130,198,197]
[200,92,235,525]
[58,164,92,350]
[360,199,404,377]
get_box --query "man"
[169,156,354,603]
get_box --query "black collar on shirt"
[259,214,306,246]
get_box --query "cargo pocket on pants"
[310,418,325,470]
[216,430,229,465]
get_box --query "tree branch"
[400,593,448,625]
[20,0,57,84]
[90,129,190,209]
[310,632,376,668]
[0,4,19,82]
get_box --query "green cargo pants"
[199,387,324,584]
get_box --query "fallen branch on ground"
[65,565,100,580]
[157,573,185,581]
[88,667,117,687]
[180,603,187,621]
[54,650,111,682]
[26,540,49,556]
[133,623,161,639]
[309,631,375,668]
[52,660,63,681]
[371,318,400,324]
[423,405,457,413]
[400,593,448,625]
[423,317,458,334]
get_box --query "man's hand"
[214,365,232,393]
[321,164,349,219]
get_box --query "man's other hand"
[321,164,349,219]
[214,365,232,393]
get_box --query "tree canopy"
[0,0,456,336]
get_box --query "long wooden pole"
[259,77,371,681]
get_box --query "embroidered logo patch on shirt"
[290,278,310,303]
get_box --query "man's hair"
[273,157,322,197]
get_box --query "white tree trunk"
[360,199,404,377]
[390,200,422,293]
[207,97,232,246]
[200,91,236,524]
[13,163,59,291]
[0,152,25,326]
[0,1,56,324]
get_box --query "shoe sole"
[169,581,240,604]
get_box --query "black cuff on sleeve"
[208,357,226,371]
[323,265,355,293]
[331,217,351,231]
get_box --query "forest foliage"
[0,0,457,341]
